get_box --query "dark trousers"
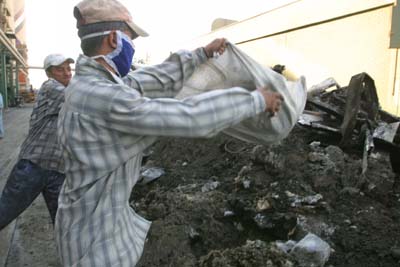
[0,159,65,230]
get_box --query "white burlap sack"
[177,42,307,145]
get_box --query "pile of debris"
[131,73,400,267]
[301,73,399,176]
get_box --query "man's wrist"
[251,90,267,113]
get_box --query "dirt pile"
[131,124,400,267]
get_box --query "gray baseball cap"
[74,0,149,39]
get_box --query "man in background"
[0,54,74,230]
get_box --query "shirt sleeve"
[122,47,208,99]
[47,84,65,116]
[41,81,65,116]
[32,80,65,124]
[106,87,266,138]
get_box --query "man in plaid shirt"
[0,54,74,230]
[56,0,284,266]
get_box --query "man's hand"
[203,38,227,58]
[256,87,284,116]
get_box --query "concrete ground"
[0,104,60,267]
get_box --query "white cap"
[43,54,75,70]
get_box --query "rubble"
[290,233,331,267]
[299,72,400,175]
[199,240,295,267]
[139,167,165,184]
[202,181,221,192]
[132,72,400,267]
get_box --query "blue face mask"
[107,31,135,77]
[83,30,135,77]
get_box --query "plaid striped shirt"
[19,79,65,172]
[56,48,265,267]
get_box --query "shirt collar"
[75,54,123,84]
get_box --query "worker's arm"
[47,82,65,116]
[106,86,267,138]
[35,79,65,118]
[122,38,227,99]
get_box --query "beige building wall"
[0,0,27,57]
[0,0,14,38]
[0,0,29,91]
[184,0,400,115]
[13,0,26,46]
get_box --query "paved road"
[0,104,60,267]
